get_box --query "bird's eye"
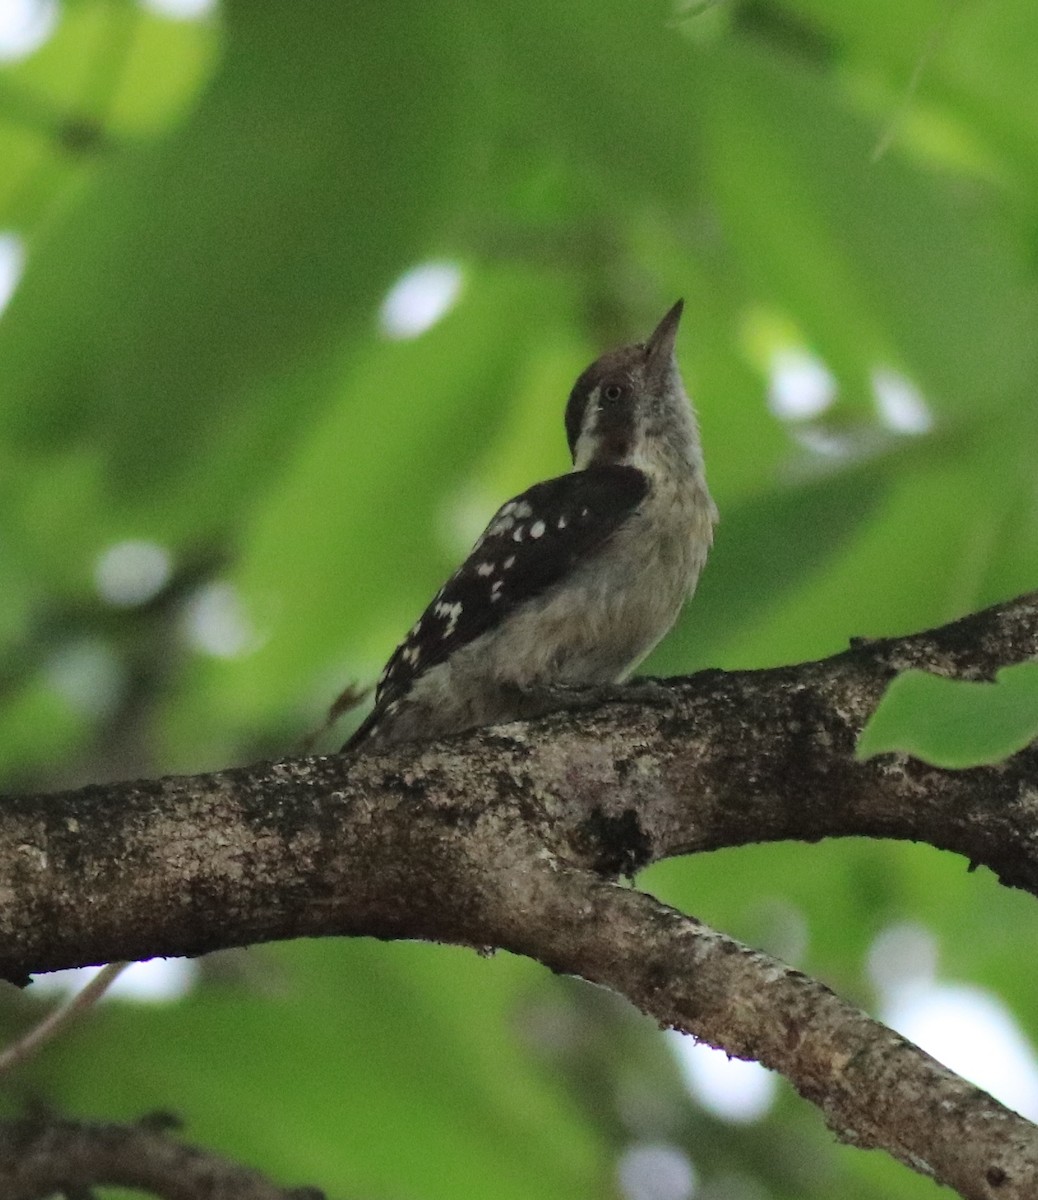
[603,384,624,402]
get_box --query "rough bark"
[0,1114,321,1200]
[1,590,1037,1199]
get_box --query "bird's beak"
[644,299,683,380]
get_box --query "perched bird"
[343,300,716,751]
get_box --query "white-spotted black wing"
[364,463,648,720]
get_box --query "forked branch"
[1,591,1036,1198]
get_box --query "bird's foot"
[505,677,679,722]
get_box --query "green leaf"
[691,37,1037,423]
[0,0,472,534]
[23,940,602,1200]
[856,661,1038,767]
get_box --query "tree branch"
[2,590,1037,1198]
[514,868,1037,1199]
[0,1114,322,1200]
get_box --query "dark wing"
[364,463,648,716]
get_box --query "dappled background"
[1,0,1037,1197]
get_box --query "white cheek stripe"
[573,384,602,470]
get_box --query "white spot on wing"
[431,599,464,637]
[530,520,545,539]
[476,562,495,577]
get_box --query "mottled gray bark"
[1,590,1037,1199]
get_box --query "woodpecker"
[343,300,716,751]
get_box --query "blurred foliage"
[859,662,1038,767]
[0,0,1036,1197]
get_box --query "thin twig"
[871,2,965,164]
[0,962,130,1077]
[0,1114,322,1200]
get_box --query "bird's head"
[564,301,693,472]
